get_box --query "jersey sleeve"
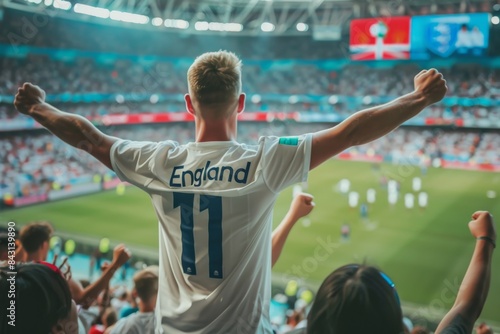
[110,140,169,190]
[261,134,312,193]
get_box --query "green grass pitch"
[2,160,500,322]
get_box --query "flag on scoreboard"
[350,17,411,60]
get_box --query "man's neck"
[195,118,236,142]
[26,251,45,262]
[138,299,155,313]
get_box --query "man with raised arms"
[14,51,447,333]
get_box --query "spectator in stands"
[118,291,139,319]
[0,262,80,334]
[69,244,132,309]
[14,52,446,332]
[89,307,118,334]
[19,221,133,311]
[19,221,53,261]
[289,210,495,334]
[110,287,130,315]
[109,266,159,334]
[19,222,131,308]
[303,264,405,334]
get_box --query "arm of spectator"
[73,244,131,309]
[272,193,315,267]
[435,211,496,334]
[309,69,447,170]
[14,83,118,170]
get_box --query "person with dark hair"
[89,307,118,334]
[306,264,404,334]
[19,221,54,261]
[289,211,496,334]
[14,54,447,332]
[456,24,472,49]
[19,220,132,312]
[0,262,80,334]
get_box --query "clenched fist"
[414,69,448,106]
[469,211,496,241]
[14,82,46,115]
[289,193,315,221]
[111,244,132,267]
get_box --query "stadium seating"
[0,54,498,126]
[2,124,499,200]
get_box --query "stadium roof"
[3,0,489,36]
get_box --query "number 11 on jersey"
[173,192,223,279]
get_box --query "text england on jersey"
[169,161,251,187]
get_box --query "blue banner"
[411,13,490,59]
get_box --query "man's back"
[13,50,447,334]
[111,135,312,333]
[110,312,155,334]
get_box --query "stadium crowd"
[0,55,498,97]
[0,55,498,125]
[1,206,497,334]
[1,124,498,200]
[0,4,498,331]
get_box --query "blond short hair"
[187,50,242,106]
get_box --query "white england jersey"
[110,135,312,334]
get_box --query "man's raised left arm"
[14,82,118,170]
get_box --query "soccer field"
[2,159,500,322]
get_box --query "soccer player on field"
[14,51,447,333]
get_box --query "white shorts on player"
[412,177,422,192]
[339,178,351,194]
[404,193,415,209]
[418,192,428,208]
[348,191,359,208]
[367,188,376,204]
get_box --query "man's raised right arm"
[14,82,118,170]
[309,69,448,170]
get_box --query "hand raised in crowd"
[469,211,496,246]
[413,69,448,106]
[288,193,315,221]
[111,244,132,268]
[52,253,72,281]
[14,82,47,115]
